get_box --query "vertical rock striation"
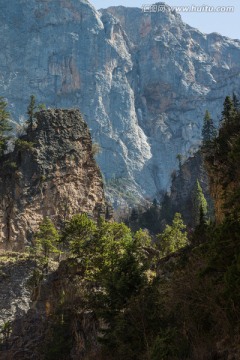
[0,109,106,251]
[0,0,240,203]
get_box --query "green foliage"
[62,215,149,303]
[202,110,216,146]
[15,138,34,151]
[62,213,97,261]
[26,96,46,133]
[91,220,146,308]
[192,207,209,245]
[150,328,189,360]
[62,215,154,355]
[204,98,240,219]
[134,228,151,248]
[27,95,36,132]
[35,217,59,259]
[0,97,12,156]
[157,213,188,257]
[3,161,17,170]
[192,180,208,226]
[37,103,46,111]
[221,95,237,123]
[0,321,11,346]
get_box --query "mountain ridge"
[0,0,240,204]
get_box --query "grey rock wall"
[0,109,106,250]
[0,0,240,204]
[0,254,35,329]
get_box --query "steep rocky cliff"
[0,109,106,251]
[1,0,240,203]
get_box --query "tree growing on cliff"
[0,97,12,156]
[27,95,37,133]
[0,321,11,349]
[176,153,183,169]
[35,217,59,260]
[202,110,216,146]
[62,213,97,262]
[192,180,208,226]
[27,95,47,133]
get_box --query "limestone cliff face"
[105,5,240,194]
[0,109,106,251]
[1,0,240,203]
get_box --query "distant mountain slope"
[0,0,240,204]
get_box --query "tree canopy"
[35,217,59,259]
[157,212,188,257]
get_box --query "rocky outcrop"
[1,0,240,204]
[0,109,107,251]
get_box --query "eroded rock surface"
[0,109,106,250]
[0,253,37,329]
[1,0,240,203]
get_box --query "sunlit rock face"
[1,0,240,204]
[0,109,106,250]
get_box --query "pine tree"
[192,180,208,226]
[176,153,183,169]
[202,110,216,146]
[221,96,237,124]
[27,95,37,132]
[130,208,139,222]
[0,97,12,156]
[62,213,97,259]
[35,217,59,259]
[232,92,240,112]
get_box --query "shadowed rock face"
[0,109,106,250]
[0,256,101,360]
[1,0,240,204]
